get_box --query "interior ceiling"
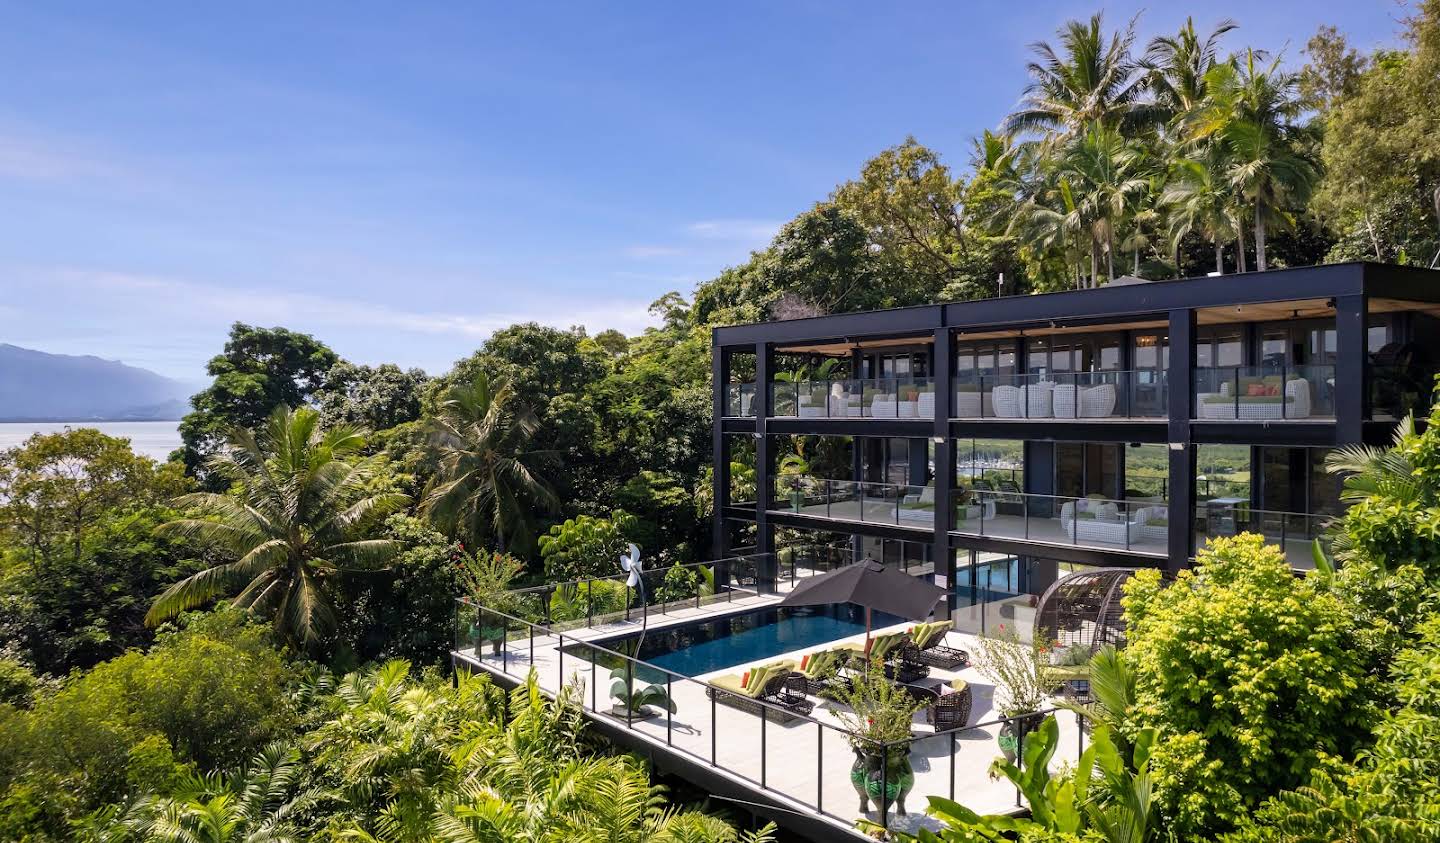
[771,297,1440,355]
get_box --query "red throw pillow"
[1247,383,1267,396]
[741,670,751,688]
[799,654,810,671]
[1268,385,1281,396]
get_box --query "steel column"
[1166,308,1196,573]
[932,327,955,620]
[1335,293,1367,443]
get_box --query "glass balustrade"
[951,370,1167,420]
[1193,365,1336,420]
[949,489,1170,556]
[768,377,936,419]
[723,382,757,417]
[1194,501,1330,570]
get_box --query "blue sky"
[0,1,1408,381]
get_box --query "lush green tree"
[1143,16,1238,121]
[3,506,211,676]
[148,406,408,653]
[0,610,298,818]
[1004,12,1147,141]
[316,361,429,432]
[422,372,558,556]
[1193,51,1321,271]
[1164,148,1239,274]
[1310,4,1440,266]
[0,658,39,708]
[831,139,967,300]
[332,515,467,668]
[178,324,340,480]
[1121,534,1367,838]
[0,427,189,569]
[538,511,639,582]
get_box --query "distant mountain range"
[0,344,194,422]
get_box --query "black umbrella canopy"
[779,558,947,623]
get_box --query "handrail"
[454,594,1087,831]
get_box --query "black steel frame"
[711,263,1440,578]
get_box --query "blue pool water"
[587,603,908,679]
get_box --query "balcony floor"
[454,582,1083,840]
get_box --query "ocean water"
[0,421,183,461]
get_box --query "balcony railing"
[456,580,1084,834]
[1193,365,1335,420]
[1194,502,1331,570]
[952,489,1169,556]
[951,370,1168,420]
[769,477,934,529]
[769,477,1170,556]
[724,382,757,417]
[768,377,937,419]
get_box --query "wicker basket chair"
[1033,568,1139,655]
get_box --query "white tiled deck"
[455,584,1083,840]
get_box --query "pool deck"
[453,579,1083,840]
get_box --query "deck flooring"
[456,583,1085,839]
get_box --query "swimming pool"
[571,603,908,681]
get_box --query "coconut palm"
[1143,17,1239,121]
[1164,149,1240,274]
[147,406,407,651]
[422,371,558,555]
[1058,124,1153,282]
[1004,13,1148,142]
[1193,50,1321,271]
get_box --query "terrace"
[452,552,1090,840]
[762,477,1325,568]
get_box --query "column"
[711,345,731,582]
[932,327,955,619]
[754,342,775,591]
[1166,308,1196,574]
[1335,294,1367,443]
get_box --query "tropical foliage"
[147,405,408,652]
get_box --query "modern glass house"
[453,262,1440,842]
[711,262,1440,632]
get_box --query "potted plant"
[823,658,926,824]
[459,550,524,657]
[972,624,1049,761]
[608,667,677,720]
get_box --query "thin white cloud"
[0,124,161,192]
[686,219,782,243]
[42,267,659,341]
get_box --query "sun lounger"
[706,665,814,721]
[897,620,970,671]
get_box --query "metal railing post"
[528,622,534,664]
[626,657,634,728]
[761,707,768,789]
[666,674,673,746]
[590,647,597,710]
[817,722,824,813]
[711,693,717,765]
[949,730,957,800]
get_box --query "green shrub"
[538,511,639,581]
[0,608,299,812]
[654,563,699,604]
[1122,534,1368,838]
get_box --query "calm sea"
[0,421,183,461]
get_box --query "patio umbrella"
[778,557,947,643]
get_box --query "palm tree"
[147,406,407,651]
[1164,150,1239,274]
[1004,13,1148,142]
[1059,124,1152,282]
[1143,17,1238,121]
[1192,50,1321,271]
[121,743,327,843]
[422,372,557,555]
